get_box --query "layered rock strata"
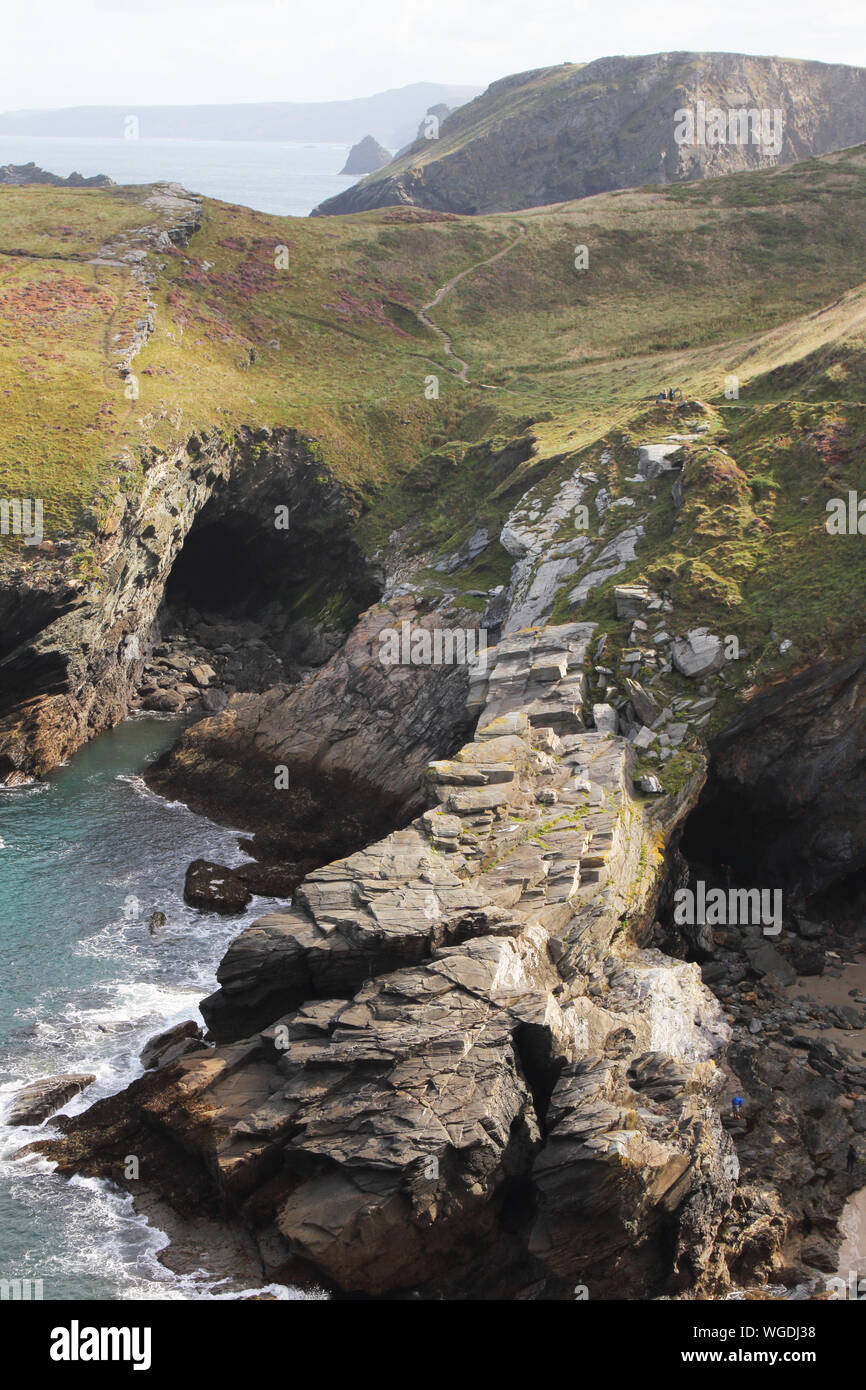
[35,624,739,1298]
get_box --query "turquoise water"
[0,715,296,1300]
[0,135,357,216]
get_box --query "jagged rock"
[0,161,114,188]
[30,624,732,1298]
[339,135,392,176]
[140,1020,204,1070]
[671,628,725,678]
[568,527,644,604]
[7,1074,96,1126]
[625,678,661,726]
[184,859,252,914]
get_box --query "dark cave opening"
[165,511,309,620]
[679,781,800,892]
[659,758,866,960]
[156,484,380,693]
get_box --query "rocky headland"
[314,53,866,216]
[4,132,866,1298]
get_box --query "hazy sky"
[4,0,865,109]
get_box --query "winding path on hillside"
[418,222,527,385]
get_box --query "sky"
[3,0,866,110]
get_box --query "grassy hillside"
[1,147,866,728]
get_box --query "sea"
[0,716,311,1300]
[0,134,359,216]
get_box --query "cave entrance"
[152,471,380,699]
[660,758,866,960]
[165,512,292,620]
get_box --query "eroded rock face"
[7,1074,96,1126]
[0,426,373,784]
[147,595,478,866]
[699,642,866,891]
[313,53,866,217]
[35,624,738,1299]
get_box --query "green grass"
[3,144,866,707]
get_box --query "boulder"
[636,774,664,794]
[614,585,651,619]
[625,678,661,726]
[790,940,825,976]
[671,628,725,678]
[143,688,186,712]
[184,859,252,914]
[201,688,229,714]
[592,703,618,734]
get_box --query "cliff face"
[37,625,740,1299]
[31,429,866,1299]
[314,52,866,216]
[0,427,374,783]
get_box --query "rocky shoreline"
[4,395,866,1297]
[19,614,865,1298]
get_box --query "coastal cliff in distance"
[0,83,482,152]
[0,162,114,188]
[314,52,866,216]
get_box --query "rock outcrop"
[314,53,866,216]
[34,623,741,1298]
[146,594,479,867]
[0,162,114,188]
[7,1073,96,1126]
[339,136,391,176]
